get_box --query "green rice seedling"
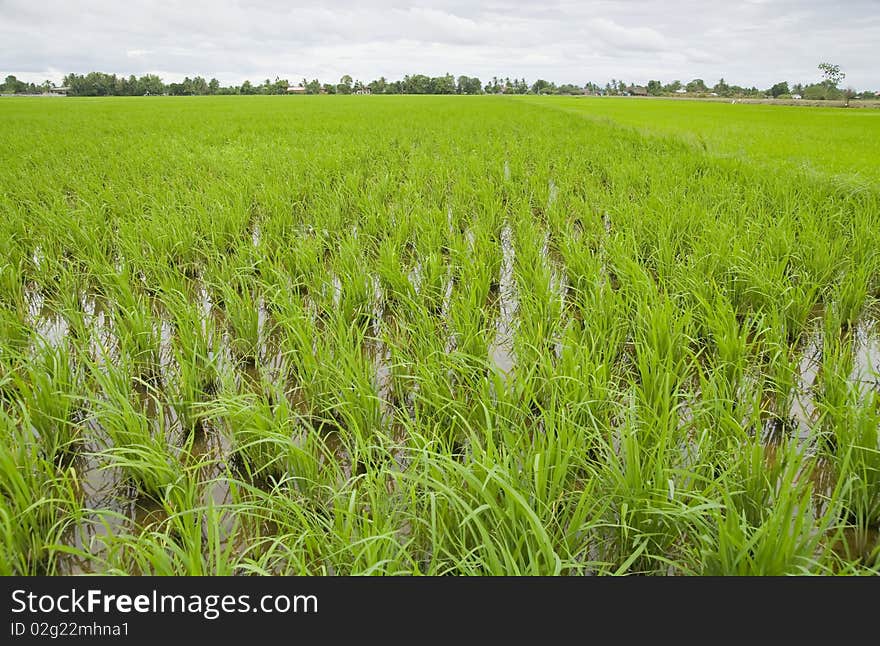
[691,289,754,395]
[334,243,378,329]
[95,429,185,504]
[513,218,564,363]
[12,341,83,465]
[216,275,261,365]
[94,468,242,575]
[834,262,872,332]
[102,279,163,381]
[697,488,833,575]
[416,251,449,318]
[160,287,223,430]
[275,235,325,298]
[587,400,711,574]
[402,440,565,575]
[629,293,696,444]
[0,255,26,316]
[88,360,184,499]
[0,408,81,574]
[550,323,619,437]
[815,316,854,450]
[309,316,384,444]
[826,390,880,534]
[0,309,32,406]
[446,255,496,375]
[231,464,413,575]
[759,308,801,428]
[211,388,298,484]
[375,236,416,314]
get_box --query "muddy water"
[782,318,880,442]
[407,260,422,295]
[852,318,880,390]
[789,328,822,441]
[540,230,569,360]
[59,438,126,574]
[490,224,516,376]
[27,289,70,348]
[547,180,558,209]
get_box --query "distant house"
[355,87,371,95]
[791,94,802,100]
[286,85,307,94]
[50,86,70,96]
[629,85,648,96]
[675,88,687,94]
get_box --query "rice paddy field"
[1,95,879,575]
[524,96,880,184]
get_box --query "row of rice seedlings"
[0,402,83,574]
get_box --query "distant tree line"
[2,63,875,100]
[1,75,55,94]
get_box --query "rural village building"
[286,85,307,94]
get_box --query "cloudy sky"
[2,0,878,89]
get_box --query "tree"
[208,78,220,94]
[138,74,164,95]
[3,75,27,93]
[686,78,707,93]
[647,80,663,96]
[768,81,790,98]
[802,83,827,100]
[403,74,431,94]
[713,78,730,97]
[368,76,387,94]
[557,83,582,95]
[240,80,255,95]
[431,73,456,94]
[456,76,481,94]
[531,79,555,94]
[818,62,844,89]
[191,76,209,95]
[338,75,353,94]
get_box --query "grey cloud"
[0,0,877,88]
